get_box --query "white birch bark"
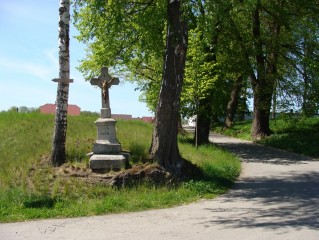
[51,0,71,166]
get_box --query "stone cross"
[90,67,119,118]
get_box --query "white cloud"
[0,48,58,81]
[0,58,51,81]
[44,48,59,67]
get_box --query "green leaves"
[73,0,166,78]
[73,0,319,117]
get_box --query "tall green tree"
[149,0,188,173]
[182,27,220,145]
[182,0,233,145]
[282,10,319,116]
[74,0,188,175]
[225,0,318,139]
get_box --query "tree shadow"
[23,196,57,209]
[260,131,319,158]
[200,171,319,230]
[211,140,316,165]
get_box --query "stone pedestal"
[89,118,127,172]
[93,118,121,154]
[89,154,126,171]
[89,67,129,172]
[101,107,111,118]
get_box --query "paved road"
[1,133,319,240]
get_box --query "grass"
[213,115,319,158]
[0,111,240,222]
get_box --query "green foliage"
[214,116,319,158]
[73,0,166,78]
[0,112,240,222]
[260,116,319,157]
[73,0,167,113]
[73,0,319,135]
[182,28,221,117]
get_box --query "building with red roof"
[40,104,81,116]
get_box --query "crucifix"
[90,67,119,118]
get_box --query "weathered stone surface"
[95,118,119,142]
[89,154,126,171]
[90,66,119,111]
[89,67,130,172]
[101,108,111,118]
[92,118,122,154]
[93,142,121,154]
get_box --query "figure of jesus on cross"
[90,67,119,118]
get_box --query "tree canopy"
[73,0,319,143]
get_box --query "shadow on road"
[194,133,319,231]
[210,133,316,165]
[202,171,319,230]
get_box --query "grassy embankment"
[0,111,240,222]
[213,115,319,158]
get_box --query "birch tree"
[51,0,73,166]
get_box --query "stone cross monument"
[90,67,119,118]
[89,67,128,172]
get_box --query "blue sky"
[0,0,152,117]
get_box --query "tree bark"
[51,0,71,166]
[251,82,273,139]
[195,98,212,145]
[194,24,220,146]
[149,0,187,175]
[250,0,278,140]
[224,75,243,128]
[272,80,277,119]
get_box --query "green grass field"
[0,111,240,222]
[213,115,319,158]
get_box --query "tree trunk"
[250,0,278,140]
[272,79,277,119]
[51,0,71,166]
[195,98,212,145]
[194,25,220,146]
[178,114,187,135]
[149,0,187,175]
[224,75,243,128]
[251,82,273,140]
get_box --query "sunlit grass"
[0,111,240,222]
[213,116,319,158]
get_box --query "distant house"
[111,114,133,120]
[141,116,154,123]
[40,104,81,116]
[111,114,154,123]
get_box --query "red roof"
[40,104,81,116]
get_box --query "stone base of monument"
[89,154,128,172]
[88,67,131,173]
[89,117,130,172]
[93,141,121,154]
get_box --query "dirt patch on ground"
[54,163,174,187]
[30,155,201,188]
